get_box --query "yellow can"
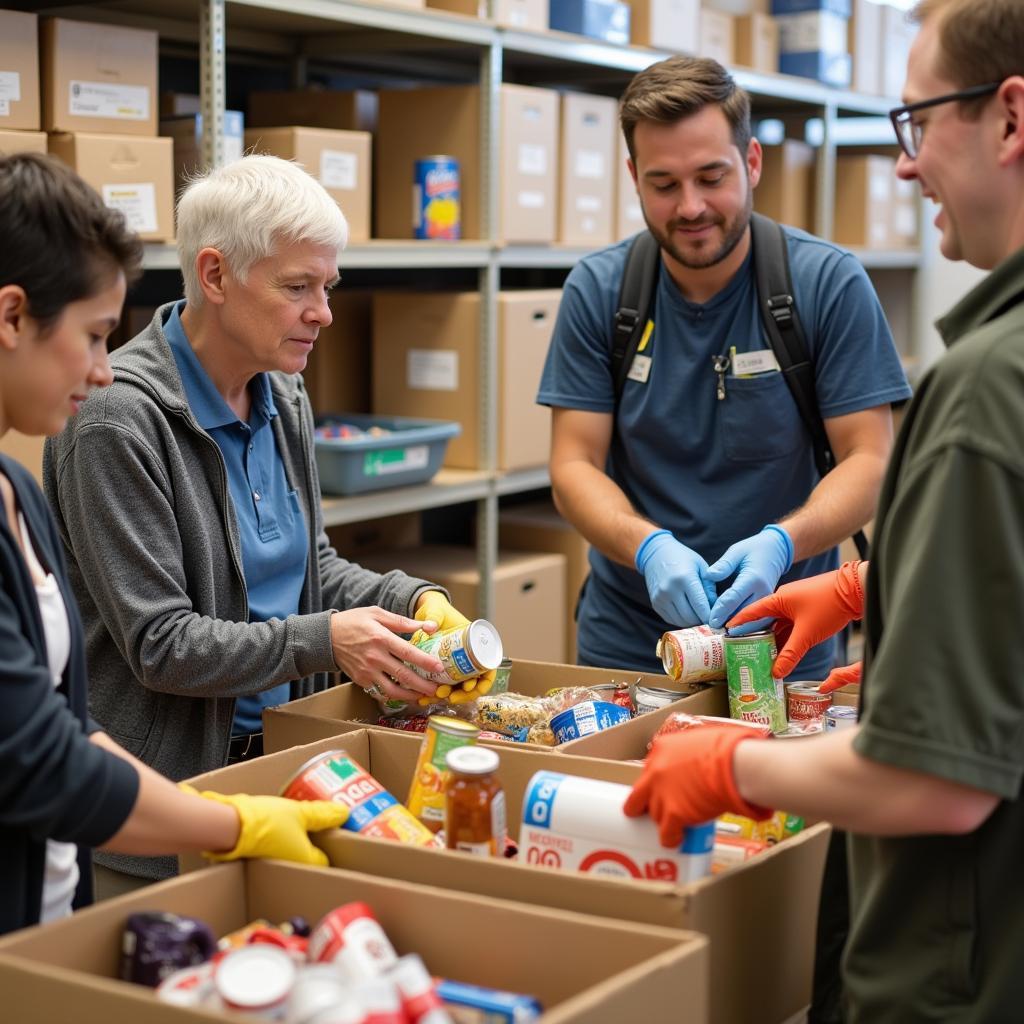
[406,716,480,831]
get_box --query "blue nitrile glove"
[706,525,793,629]
[635,529,718,628]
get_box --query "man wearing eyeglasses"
[625,0,1024,1020]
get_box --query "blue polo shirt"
[164,301,308,735]
[538,228,912,679]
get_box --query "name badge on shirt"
[627,354,652,383]
[731,348,780,377]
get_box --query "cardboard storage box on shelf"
[376,83,558,243]
[0,130,46,155]
[326,511,421,559]
[301,290,373,416]
[427,0,549,30]
[0,431,44,484]
[247,88,379,133]
[756,139,816,232]
[880,0,916,100]
[244,126,371,243]
[889,175,919,248]
[191,727,829,1024]
[733,12,779,73]
[0,10,40,131]
[704,0,770,12]
[626,0,700,51]
[358,545,568,663]
[160,110,244,191]
[559,92,617,248]
[776,8,852,86]
[499,500,591,658]
[549,0,631,45]
[371,289,556,471]
[615,132,645,241]
[47,132,174,242]
[263,657,673,753]
[848,0,883,95]
[699,9,735,65]
[41,18,158,136]
[771,0,850,13]
[833,153,894,249]
[0,859,709,1024]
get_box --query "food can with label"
[307,902,398,983]
[414,155,460,240]
[785,682,832,723]
[824,705,858,731]
[724,631,788,735]
[632,683,689,716]
[281,749,438,846]
[549,699,631,744]
[407,716,480,830]
[155,963,220,1009]
[657,625,727,683]
[214,945,296,1018]
[411,620,503,684]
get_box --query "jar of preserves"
[444,746,506,857]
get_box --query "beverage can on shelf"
[724,631,788,735]
[407,716,480,830]
[413,155,460,240]
[657,625,727,683]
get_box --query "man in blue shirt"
[538,56,911,679]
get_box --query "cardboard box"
[262,657,673,753]
[755,139,816,232]
[358,546,568,662]
[41,18,158,136]
[0,431,44,484]
[427,0,549,30]
[615,132,645,241]
[190,727,829,1024]
[780,49,852,87]
[776,9,848,53]
[705,0,770,12]
[549,0,631,44]
[301,290,373,416]
[326,512,422,559]
[849,0,883,95]
[733,12,779,72]
[0,859,709,1024]
[376,83,559,243]
[160,110,244,192]
[627,0,700,51]
[0,129,46,155]
[880,1,917,100]
[889,174,918,248]
[830,683,859,708]
[559,92,617,247]
[0,11,40,131]
[499,500,591,657]
[247,88,379,133]
[159,91,200,117]
[833,153,894,249]
[370,289,556,471]
[772,0,850,13]
[47,132,174,242]
[244,125,371,243]
[699,9,736,65]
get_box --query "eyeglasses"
[889,82,1002,159]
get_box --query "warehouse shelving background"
[21,0,927,620]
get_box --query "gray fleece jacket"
[44,304,437,878]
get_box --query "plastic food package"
[471,687,599,739]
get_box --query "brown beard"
[643,186,753,270]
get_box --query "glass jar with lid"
[444,746,506,857]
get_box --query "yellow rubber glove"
[193,789,348,867]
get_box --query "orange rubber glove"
[727,561,865,680]
[623,725,773,848]
[820,660,862,695]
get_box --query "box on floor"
[0,860,709,1024]
[0,10,40,131]
[426,0,549,30]
[189,726,829,1024]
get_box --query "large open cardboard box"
[263,657,688,754]
[189,728,830,1024]
[0,860,708,1024]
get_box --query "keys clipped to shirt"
[713,347,782,400]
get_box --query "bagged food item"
[472,687,599,738]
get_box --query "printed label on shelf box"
[517,143,547,176]
[575,149,604,180]
[320,149,358,190]
[575,195,600,212]
[870,222,887,246]
[894,206,917,237]
[0,72,21,103]
[70,81,150,121]
[363,446,429,477]
[408,349,458,391]
[870,173,891,202]
[0,99,9,117]
[517,190,545,209]
[101,183,158,234]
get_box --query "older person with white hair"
[44,155,477,896]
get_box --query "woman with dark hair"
[0,152,346,937]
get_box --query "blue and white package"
[436,979,543,1022]
[549,699,630,744]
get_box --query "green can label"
[724,633,787,734]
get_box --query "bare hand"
[330,607,444,702]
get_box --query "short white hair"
[176,154,348,306]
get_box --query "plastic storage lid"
[467,619,503,670]
[446,745,500,775]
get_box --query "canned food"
[410,620,503,684]
[824,705,858,731]
[657,625,727,684]
[155,963,219,1009]
[549,699,631,744]
[724,631,787,735]
[631,683,689,716]
[414,155,460,240]
[785,682,832,723]
[308,903,398,983]
[406,716,480,830]
[281,749,438,846]
[491,657,513,694]
[287,963,350,1024]
[214,945,296,1018]
[389,953,452,1024]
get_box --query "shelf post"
[199,0,227,169]
[815,100,837,241]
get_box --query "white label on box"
[870,221,887,246]
[363,445,429,477]
[776,11,848,54]
[70,81,150,121]
[408,349,458,391]
[576,195,601,212]
[895,206,917,237]
[518,190,545,209]
[0,72,21,103]
[320,149,358,190]
[575,149,605,180]
[101,183,158,234]
[518,143,547,176]
[0,99,9,117]
[870,173,891,203]
[509,9,527,26]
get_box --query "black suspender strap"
[612,230,660,410]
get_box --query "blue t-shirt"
[537,228,912,677]
[164,302,308,735]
